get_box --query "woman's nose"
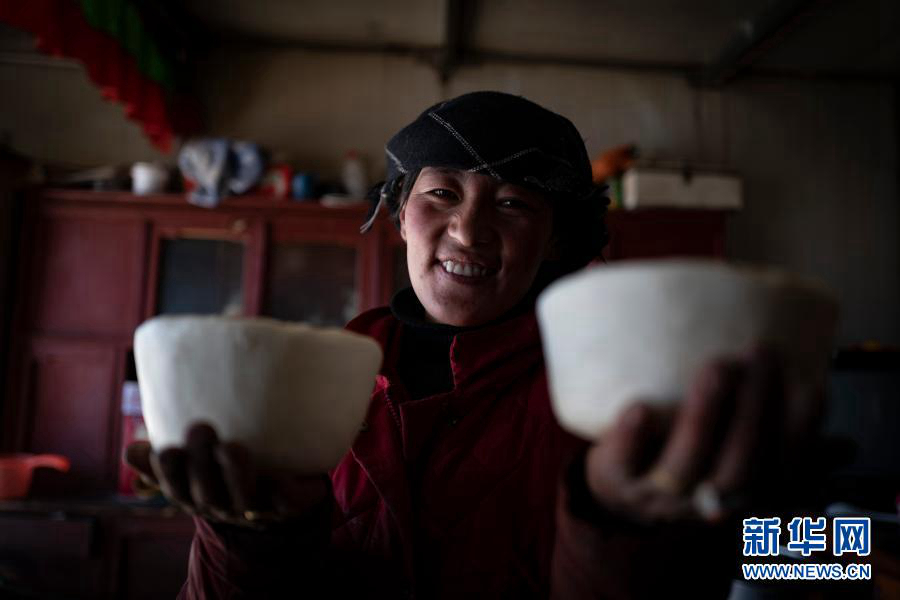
[448,203,493,247]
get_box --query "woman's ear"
[398,204,408,242]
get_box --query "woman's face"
[399,167,556,327]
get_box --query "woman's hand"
[584,346,822,525]
[125,423,330,529]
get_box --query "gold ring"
[646,467,683,496]
[243,509,280,523]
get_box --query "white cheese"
[134,316,382,473]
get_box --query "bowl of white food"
[537,259,839,440]
[134,316,382,472]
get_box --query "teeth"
[442,260,488,277]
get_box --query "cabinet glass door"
[155,238,245,315]
[266,242,358,326]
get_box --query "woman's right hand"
[125,422,330,529]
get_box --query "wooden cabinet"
[2,191,406,468]
[4,191,730,469]
[604,209,727,260]
[20,338,122,494]
[0,189,729,598]
[25,215,146,336]
[266,210,375,324]
[0,501,193,599]
[4,190,730,486]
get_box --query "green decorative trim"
[78,0,176,91]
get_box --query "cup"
[131,162,169,195]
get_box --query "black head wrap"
[361,91,605,231]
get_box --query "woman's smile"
[436,260,495,285]
[399,167,555,326]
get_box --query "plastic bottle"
[342,150,368,199]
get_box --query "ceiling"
[2,1,897,83]
[179,0,900,82]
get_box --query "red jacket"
[178,307,737,599]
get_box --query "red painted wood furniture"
[0,189,729,598]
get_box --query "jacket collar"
[385,287,544,391]
[347,294,544,413]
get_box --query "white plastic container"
[341,150,368,199]
[622,168,742,210]
[537,259,838,440]
[134,316,382,472]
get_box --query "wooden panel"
[27,214,145,336]
[143,217,263,320]
[606,209,728,260]
[270,212,367,243]
[269,214,376,317]
[116,534,191,600]
[0,551,106,599]
[22,338,119,493]
[0,509,192,600]
[111,516,194,600]
[0,513,95,558]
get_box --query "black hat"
[361,91,601,232]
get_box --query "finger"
[601,402,657,479]
[651,359,742,493]
[150,447,194,510]
[124,441,158,485]
[185,423,231,515]
[711,346,784,495]
[215,442,256,514]
[584,402,669,507]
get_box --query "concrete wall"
[1,47,896,346]
[0,58,166,167]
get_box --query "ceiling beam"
[435,0,474,82]
[203,25,894,85]
[694,0,838,87]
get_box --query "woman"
[128,92,810,599]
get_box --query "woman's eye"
[427,188,456,200]
[498,198,531,210]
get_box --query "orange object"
[591,144,637,183]
[0,453,70,500]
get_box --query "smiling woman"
[360,91,610,328]
[127,91,795,600]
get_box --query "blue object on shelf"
[292,172,317,201]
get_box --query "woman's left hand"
[583,345,823,525]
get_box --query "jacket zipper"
[383,386,403,431]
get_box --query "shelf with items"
[4,189,731,497]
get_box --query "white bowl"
[130,162,169,195]
[537,259,839,440]
[133,316,382,472]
